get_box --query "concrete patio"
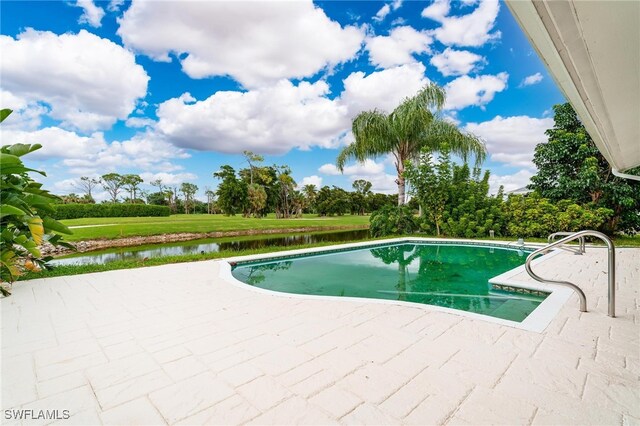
[1,246,638,425]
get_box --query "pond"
[51,229,370,266]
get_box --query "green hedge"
[53,203,171,220]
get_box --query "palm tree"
[336,83,486,205]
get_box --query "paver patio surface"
[1,247,638,425]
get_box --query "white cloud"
[125,117,156,128]
[2,126,189,176]
[1,29,149,132]
[139,172,198,186]
[520,72,544,87]
[366,26,432,68]
[298,175,323,189]
[117,0,364,88]
[155,80,349,154]
[488,169,533,195]
[2,127,107,160]
[430,48,485,76]
[444,72,508,110]
[464,115,553,168]
[0,90,48,131]
[392,0,404,10]
[319,159,386,176]
[373,4,391,22]
[424,0,501,47]
[75,0,105,27]
[361,173,398,194]
[341,62,429,115]
[133,64,429,157]
[107,0,125,12]
[52,178,81,193]
[421,0,450,21]
[319,160,396,193]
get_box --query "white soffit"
[506,0,640,172]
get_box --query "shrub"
[369,205,419,237]
[52,203,171,220]
[503,193,613,237]
[1,109,73,295]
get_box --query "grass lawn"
[60,213,370,241]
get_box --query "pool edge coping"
[216,237,572,333]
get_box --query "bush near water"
[53,203,170,220]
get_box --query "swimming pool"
[229,241,549,322]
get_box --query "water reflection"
[52,229,370,266]
[232,243,543,322]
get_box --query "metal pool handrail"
[548,232,586,255]
[525,230,616,317]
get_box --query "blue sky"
[1,0,565,200]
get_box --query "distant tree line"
[56,151,396,218]
[213,151,395,217]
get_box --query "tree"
[101,173,124,203]
[315,186,351,216]
[530,103,640,232]
[243,150,265,185]
[180,182,198,214]
[246,184,267,217]
[404,149,452,236]
[214,165,247,215]
[351,179,373,215]
[149,179,166,204]
[336,83,485,206]
[273,166,297,218]
[75,176,99,202]
[121,174,143,204]
[204,187,216,214]
[302,184,318,213]
[0,109,72,295]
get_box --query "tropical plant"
[1,109,73,295]
[242,150,264,185]
[369,205,419,237]
[246,183,267,217]
[214,165,247,215]
[530,103,640,233]
[404,149,452,236]
[336,83,486,205]
[503,193,613,238]
[315,186,351,216]
[273,166,297,218]
[301,184,318,213]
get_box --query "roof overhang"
[506,0,640,176]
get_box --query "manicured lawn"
[60,213,370,241]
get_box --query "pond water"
[51,229,370,266]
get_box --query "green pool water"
[231,243,548,322]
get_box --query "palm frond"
[425,118,487,165]
[336,110,395,171]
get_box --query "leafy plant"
[530,103,639,233]
[503,193,613,237]
[1,109,73,295]
[369,205,419,237]
[336,83,485,205]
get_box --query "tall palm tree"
[336,83,486,205]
